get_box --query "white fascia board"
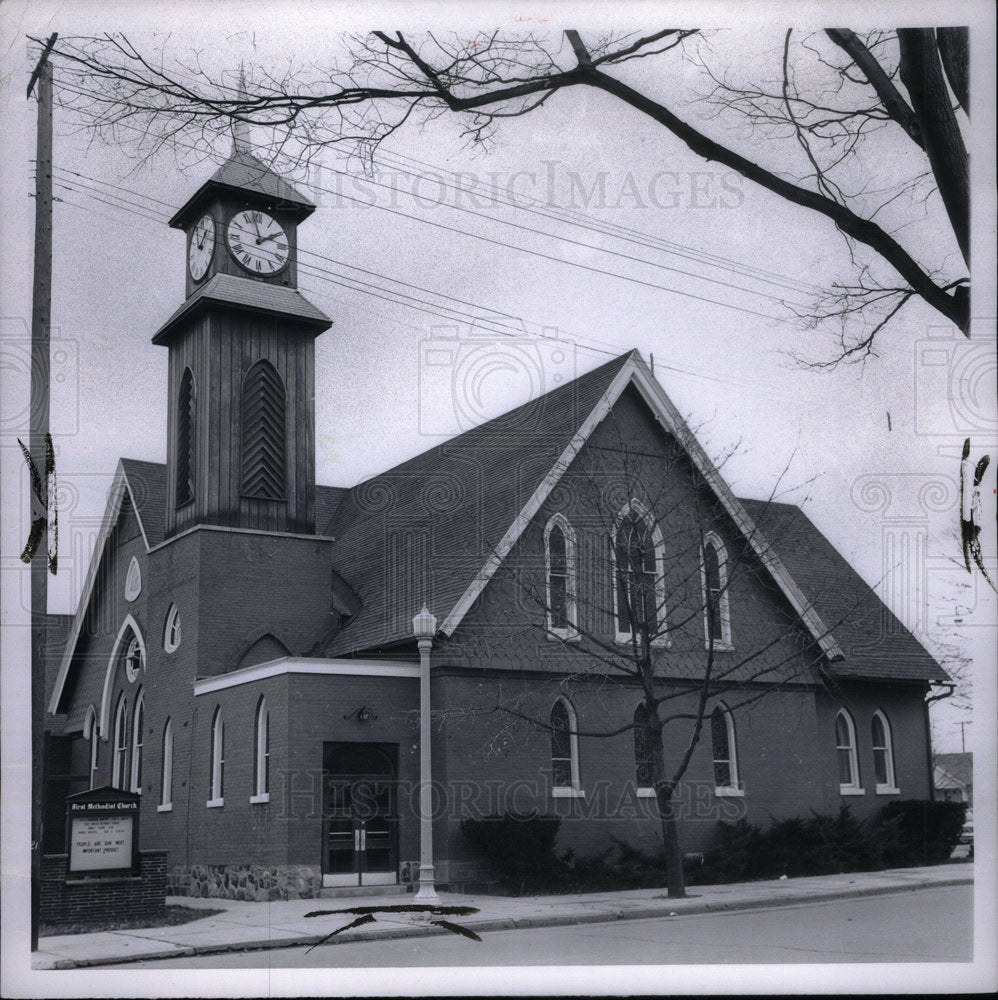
[193,657,420,696]
[440,352,843,662]
[48,462,143,715]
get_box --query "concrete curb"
[37,872,973,969]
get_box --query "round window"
[124,635,144,682]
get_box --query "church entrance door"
[322,743,398,887]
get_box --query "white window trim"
[543,513,579,641]
[836,708,864,795]
[124,555,142,601]
[712,703,743,796]
[550,696,582,796]
[158,717,174,812]
[700,531,734,651]
[208,707,224,807]
[636,787,657,798]
[252,696,270,803]
[111,695,128,789]
[610,499,670,647]
[84,706,99,791]
[164,603,182,654]
[130,689,144,794]
[872,709,900,795]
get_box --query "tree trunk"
[898,29,970,266]
[648,711,686,898]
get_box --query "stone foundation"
[169,863,324,901]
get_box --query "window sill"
[715,785,744,797]
[250,792,270,804]
[839,786,866,796]
[614,633,672,648]
[875,784,901,796]
[546,628,580,643]
[636,787,656,798]
[156,803,173,813]
[206,797,225,808]
[551,787,585,799]
[704,641,734,653]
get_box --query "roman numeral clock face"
[226,210,290,276]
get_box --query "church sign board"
[65,787,140,877]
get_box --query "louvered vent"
[241,360,287,500]
[176,368,195,506]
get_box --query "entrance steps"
[317,883,410,899]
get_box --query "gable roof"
[738,499,948,683]
[169,148,316,229]
[313,350,852,664]
[934,752,973,786]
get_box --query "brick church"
[45,141,949,900]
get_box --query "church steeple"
[154,137,331,540]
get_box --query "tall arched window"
[701,533,732,649]
[544,514,578,638]
[176,367,196,506]
[612,501,665,643]
[84,705,99,790]
[159,718,174,812]
[241,360,286,500]
[711,704,742,795]
[633,703,654,790]
[550,697,581,796]
[112,694,129,789]
[208,706,225,807]
[130,689,144,794]
[872,710,899,794]
[835,709,863,794]
[252,696,270,803]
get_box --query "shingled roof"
[738,499,948,683]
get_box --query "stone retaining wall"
[171,863,324,900]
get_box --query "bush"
[460,812,564,894]
[875,800,967,867]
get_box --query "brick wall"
[40,851,166,925]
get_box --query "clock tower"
[153,144,332,539]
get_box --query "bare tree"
[38,25,969,359]
[433,417,844,898]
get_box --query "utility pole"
[959,720,969,753]
[27,31,57,954]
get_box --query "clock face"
[226,209,290,276]
[188,214,215,281]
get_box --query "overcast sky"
[1,1,994,757]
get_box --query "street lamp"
[412,605,439,902]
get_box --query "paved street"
[106,884,971,967]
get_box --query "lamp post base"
[414,865,440,903]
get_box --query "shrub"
[875,800,967,867]
[459,812,564,894]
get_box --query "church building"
[45,142,949,900]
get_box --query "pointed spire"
[232,62,252,154]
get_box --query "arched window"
[550,697,581,796]
[112,694,129,789]
[252,696,270,802]
[164,603,182,653]
[835,709,863,794]
[84,706,99,791]
[612,501,665,643]
[123,632,144,683]
[176,367,196,506]
[711,704,742,795]
[130,689,144,794]
[544,514,578,638]
[208,706,225,807]
[701,533,732,648]
[159,718,174,812]
[241,360,286,500]
[633,703,654,790]
[872,710,899,794]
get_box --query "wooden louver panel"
[176,368,195,506]
[241,360,287,500]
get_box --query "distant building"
[934,752,973,806]
[44,143,949,900]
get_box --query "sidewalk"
[33,862,973,969]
